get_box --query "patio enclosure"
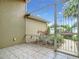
[26,0,79,58]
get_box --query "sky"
[27,0,76,26]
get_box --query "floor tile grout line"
[8,44,73,59]
[0,44,78,59]
[6,49,19,59]
[12,44,55,58]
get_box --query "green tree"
[64,0,78,18]
[47,26,50,34]
[63,0,79,56]
[61,25,75,32]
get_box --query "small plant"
[47,26,50,35]
[49,34,64,46]
[64,35,72,39]
[56,34,64,43]
[72,35,78,41]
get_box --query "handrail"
[59,33,77,35]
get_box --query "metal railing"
[57,34,78,56]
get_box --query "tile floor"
[0,43,79,59]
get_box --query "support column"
[77,1,79,57]
[54,0,57,51]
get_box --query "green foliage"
[56,34,64,43]
[49,35,54,41]
[63,0,78,18]
[47,26,50,34]
[61,25,75,32]
[72,35,78,41]
[64,35,72,39]
[50,34,64,43]
[61,25,71,32]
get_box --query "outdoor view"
[27,0,79,56]
[0,0,79,59]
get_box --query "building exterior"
[0,0,48,48]
[25,15,48,42]
[0,0,26,48]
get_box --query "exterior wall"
[0,0,26,48]
[26,18,47,42]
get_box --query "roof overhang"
[24,14,49,23]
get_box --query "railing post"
[54,0,57,51]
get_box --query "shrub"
[38,34,64,46]
[56,34,64,43]
[49,34,64,45]
[64,35,72,39]
[72,35,78,41]
[47,26,50,35]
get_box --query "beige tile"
[0,44,79,59]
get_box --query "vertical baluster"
[73,18,75,53]
[71,18,72,52]
[63,18,66,49]
[68,17,69,51]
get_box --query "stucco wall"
[0,0,26,48]
[26,18,47,42]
